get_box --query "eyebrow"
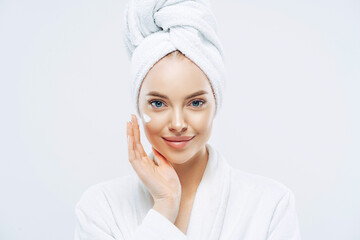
[146,90,208,100]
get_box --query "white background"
[0,0,359,239]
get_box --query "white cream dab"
[142,113,151,123]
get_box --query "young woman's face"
[138,55,216,165]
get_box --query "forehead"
[140,56,213,98]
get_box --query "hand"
[127,114,181,221]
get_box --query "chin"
[168,154,191,165]
[161,146,200,165]
[158,149,185,163]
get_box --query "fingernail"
[153,156,159,166]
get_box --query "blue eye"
[148,99,206,109]
[191,100,205,107]
[150,100,164,108]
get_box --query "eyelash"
[148,99,207,109]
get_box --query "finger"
[129,122,147,166]
[128,122,140,165]
[152,147,171,167]
[151,148,161,167]
[128,121,154,179]
[131,114,141,145]
[152,155,159,167]
[130,117,150,161]
[128,129,148,176]
[136,141,147,158]
[127,122,136,163]
[126,121,131,144]
[128,120,134,138]
[134,146,142,161]
[136,143,156,167]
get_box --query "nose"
[168,108,187,134]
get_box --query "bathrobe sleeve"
[132,209,187,240]
[74,186,187,240]
[267,190,301,240]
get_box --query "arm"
[74,186,187,240]
[266,190,302,240]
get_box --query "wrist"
[153,199,180,223]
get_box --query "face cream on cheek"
[142,113,151,123]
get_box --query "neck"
[171,145,209,198]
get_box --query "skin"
[126,53,216,229]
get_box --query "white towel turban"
[122,0,226,117]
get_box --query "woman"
[74,0,301,239]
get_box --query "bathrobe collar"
[186,143,231,239]
[147,143,231,239]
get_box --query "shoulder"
[75,174,147,210]
[77,174,138,198]
[229,167,294,202]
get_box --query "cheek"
[142,112,168,137]
[142,113,170,150]
[139,102,165,131]
[187,110,213,132]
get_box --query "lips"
[162,136,195,142]
[162,136,195,149]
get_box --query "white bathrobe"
[74,143,301,240]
